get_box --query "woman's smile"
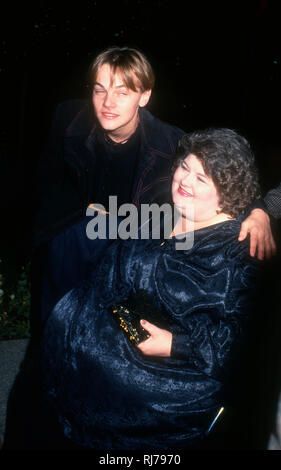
[178,185,193,197]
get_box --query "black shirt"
[90,127,141,212]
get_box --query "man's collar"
[64,101,158,153]
[103,115,140,146]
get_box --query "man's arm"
[264,183,281,219]
[238,208,276,260]
[238,183,281,260]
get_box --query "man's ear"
[139,89,152,108]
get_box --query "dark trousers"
[40,215,115,328]
[3,215,115,450]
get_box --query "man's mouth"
[101,112,119,119]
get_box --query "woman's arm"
[137,258,259,381]
[173,261,259,378]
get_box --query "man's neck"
[106,132,132,145]
[105,116,140,144]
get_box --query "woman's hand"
[136,320,172,357]
[238,208,276,260]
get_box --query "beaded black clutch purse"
[109,291,167,345]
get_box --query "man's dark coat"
[34,100,184,246]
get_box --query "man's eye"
[198,177,206,183]
[94,89,105,94]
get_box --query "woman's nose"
[181,172,193,186]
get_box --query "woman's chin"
[173,202,194,216]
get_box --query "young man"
[33,46,275,325]
[34,47,183,246]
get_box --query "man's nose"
[103,91,116,108]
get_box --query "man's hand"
[238,209,276,260]
[87,203,109,214]
[136,320,172,357]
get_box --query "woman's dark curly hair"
[174,128,261,218]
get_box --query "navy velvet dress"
[41,217,259,451]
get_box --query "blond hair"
[89,47,155,92]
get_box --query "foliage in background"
[0,260,31,340]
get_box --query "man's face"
[92,63,151,143]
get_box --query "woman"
[41,128,261,451]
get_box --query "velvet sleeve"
[170,251,259,380]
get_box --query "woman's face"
[172,154,220,222]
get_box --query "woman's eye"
[198,177,206,183]
[181,162,189,171]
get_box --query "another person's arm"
[264,182,281,219]
[238,182,281,259]
[238,208,276,260]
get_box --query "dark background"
[1,0,280,258]
[0,0,280,449]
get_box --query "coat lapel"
[131,109,176,207]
